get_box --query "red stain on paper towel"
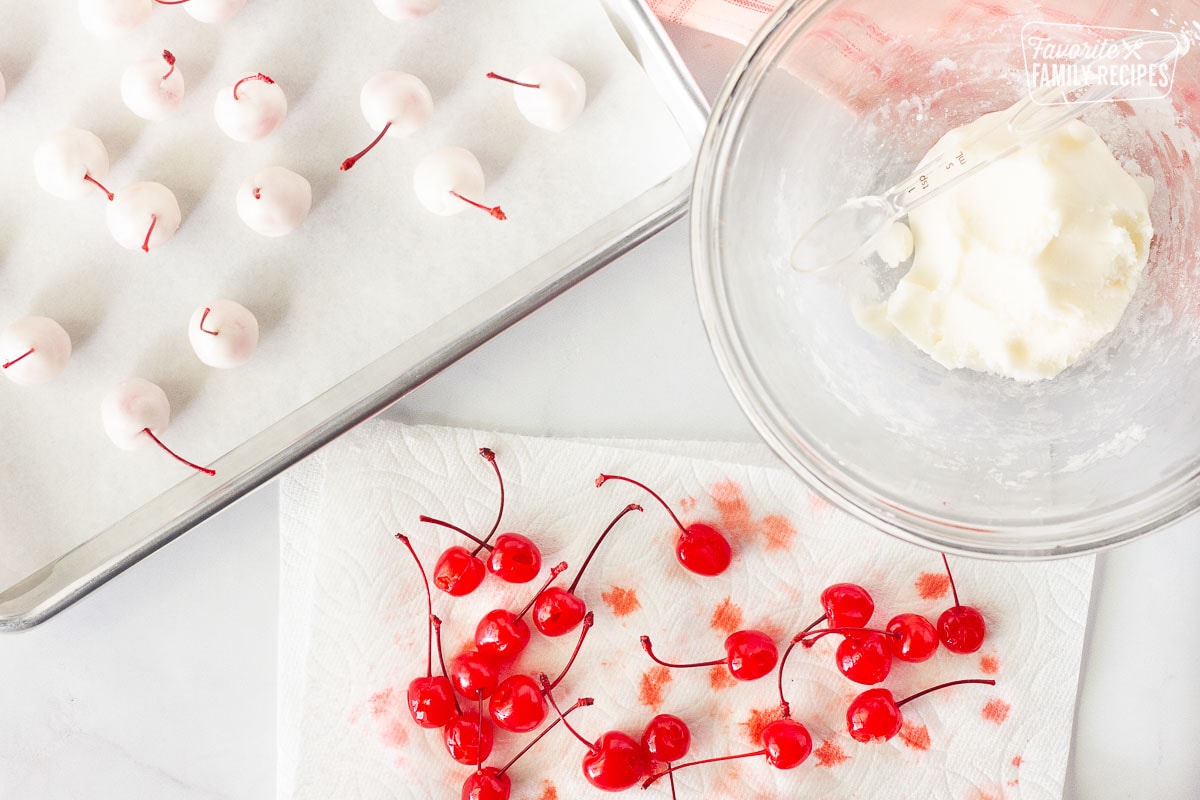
[762,514,796,550]
[982,698,1011,725]
[813,739,849,767]
[536,780,558,800]
[601,586,641,617]
[980,654,1000,674]
[741,706,783,745]
[710,597,743,634]
[916,572,950,600]
[1012,755,1023,767]
[639,666,671,710]
[711,480,756,543]
[679,495,697,513]
[709,666,737,691]
[366,687,408,748]
[899,722,930,750]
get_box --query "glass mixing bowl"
[692,0,1200,558]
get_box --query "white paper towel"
[279,421,1093,800]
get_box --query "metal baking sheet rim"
[0,0,709,632]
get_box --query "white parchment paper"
[0,0,689,590]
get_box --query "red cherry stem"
[497,696,594,777]
[485,71,541,89]
[141,214,158,253]
[233,73,274,101]
[595,474,688,536]
[339,121,392,172]
[776,638,805,718]
[419,515,493,551]
[199,308,220,336]
[643,749,767,789]
[2,348,34,369]
[797,626,899,649]
[161,50,176,81]
[450,191,507,221]
[639,635,724,669]
[516,561,568,621]
[567,503,642,594]
[545,611,594,692]
[539,676,599,754]
[431,615,462,716]
[84,174,114,201]
[800,614,827,634]
[154,0,191,4]
[942,553,961,608]
[142,428,216,476]
[470,448,504,556]
[895,678,996,709]
[394,534,434,679]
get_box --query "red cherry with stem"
[542,680,647,791]
[847,677,996,743]
[533,503,643,637]
[642,717,812,789]
[641,629,778,682]
[886,613,939,662]
[419,448,509,595]
[444,691,494,767]
[450,649,501,700]
[462,696,594,800]
[937,553,987,654]
[641,713,690,800]
[798,627,902,686]
[487,532,542,584]
[595,474,731,577]
[393,534,457,729]
[797,583,875,634]
[489,612,594,733]
[475,561,567,661]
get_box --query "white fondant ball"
[236,166,312,237]
[106,182,182,252]
[512,57,586,132]
[184,0,246,23]
[189,300,259,368]
[101,378,170,450]
[0,317,72,386]
[121,53,185,120]
[80,0,152,37]
[0,70,6,104]
[413,147,486,216]
[361,71,433,138]
[372,0,440,22]
[214,76,287,141]
[34,129,111,200]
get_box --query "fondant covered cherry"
[121,50,184,120]
[487,57,585,132]
[35,129,113,201]
[0,317,72,385]
[236,166,312,236]
[340,71,433,171]
[188,300,258,369]
[79,0,196,36]
[184,0,245,22]
[214,73,286,141]
[413,147,505,220]
[0,68,7,104]
[101,378,215,475]
[106,181,181,252]
[373,0,439,21]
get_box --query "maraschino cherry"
[340,71,432,171]
[595,474,731,576]
[542,679,647,792]
[462,695,594,800]
[486,57,586,132]
[798,583,874,634]
[797,626,902,685]
[642,711,811,789]
[413,147,506,220]
[532,503,642,637]
[444,691,493,766]
[640,714,690,800]
[886,613,939,663]
[490,613,594,733]
[449,649,501,701]
[475,562,567,661]
[937,554,987,654]
[641,629,778,682]
[847,678,996,743]
[101,379,215,475]
[393,534,457,729]
[1,317,72,385]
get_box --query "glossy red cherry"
[582,731,647,792]
[394,535,458,729]
[798,626,901,686]
[886,613,939,662]
[640,629,778,682]
[937,554,987,654]
[595,474,732,576]
[821,583,874,628]
[490,613,594,733]
[476,562,567,661]
[641,714,691,763]
[533,504,642,637]
[434,545,487,596]
[487,532,542,584]
[847,678,996,743]
[444,707,494,766]
[642,718,812,788]
[450,650,501,699]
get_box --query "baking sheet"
[0,0,704,627]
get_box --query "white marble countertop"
[2,23,1199,800]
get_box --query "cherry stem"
[546,612,594,692]
[567,503,642,594]
[450,191,507,221]
[233,72,274,101]
[516,561,568,621]
[485,71,541,89]
[2,348,34,370]
[141,214,158,253]
[394,534,434,678]
[84,174,114,201]
[776,637,805,718]
[199,308,220,336]
[800,614,827,634]
[639,636,724,670]
[419,515,492,551]
[668,771,677,800]
[253,188,261,199]
[595,474,688,536]
[797,626,899,648]
[896,678,996,709]
[154,0,192,4]
[470,448,504,556]
[142,428,216,476]
[643,749,767,789]
[539,675,598,754]
[942,553,962,608]
[339,121,392,172]
[432,615,462,716]
[498,696,594,777]
[161,50,176,81]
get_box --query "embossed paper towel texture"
[279,421,1093,800]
